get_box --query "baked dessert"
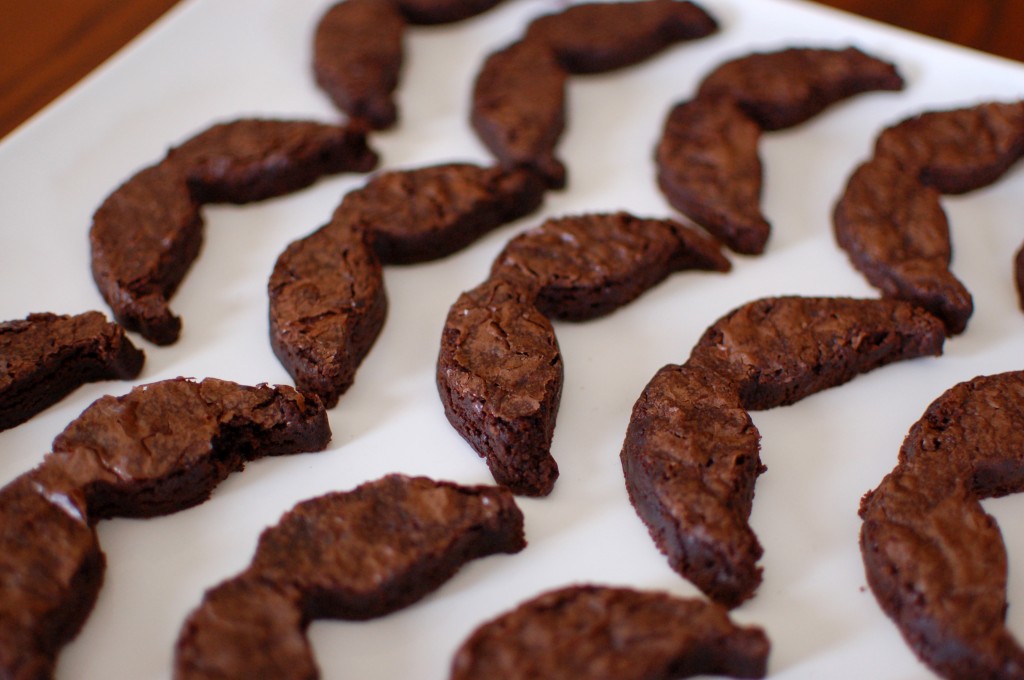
[655,96,768,255]
[0,311,144,431]
[697,47,904,131]
[450,584,770,679]
[860,371,1024,679]
[523,0,717,74]
[833,156,972,335]
[0,377,331,678]
[166,118,379,203]
[489,211,730,321]
[833,101,1024,335]
[437,277,563,496]
[269,217,387,408]
[174,474,525,679]
[0,475,101,680]
[343,162,547,264]
[622,296,945,606]
[91,118,377,345]
[312,0,406,129]
[873,100,1024,194]
[394,0,506,24]
[471,40,569,189]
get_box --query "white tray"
[2,0,1024,678]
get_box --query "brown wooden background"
[1,0,1022,140]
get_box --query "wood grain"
[0,0,1022,140]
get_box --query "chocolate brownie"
[90,162,204,345]
[489,212,730,320]
[622,296,945,606]
[437,277,563,496]
[175,475,525,679]
[40,377,331,520]
[873,100,1024,194]
[166,118,379,203]
[450,584,769,679]
[523,0,717,74]
[91,118,377,345]
[697,47,904,131]
[0,475,102,680]
[860,371,1024,679]
[655,96,769,254]
[313,0,406,129]
[269,217,387,408]
[394,0,506,24]
[0,311,144,431]
[342,163,547,264]
[833,156,973,335]
[621,364,765,608]
[471,40,569,189]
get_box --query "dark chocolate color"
[395,0,506,24]
[523,0,717,74]
[655,96,768,254]
[0,311,144,431]
[450,585,770,680]
[697,47,904,131]
[175,475,526,680]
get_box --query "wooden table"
[1,0,1022,140]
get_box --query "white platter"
[2,0,1024,678]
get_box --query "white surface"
[1,0,1024,678]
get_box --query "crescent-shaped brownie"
[655,96,768,255]
[343,163,547,265]
[833,155,973,335]
[450,584,769,679]
[834,101,1024,335]
[489,212,730,320]
[437,277,563,497]
[622,297,945,606]
[394,0,507,24]
[312,0,406,129]
[523,0,718,74]
[0,377,331,679]
[873,100,1024,194]
[174,474,525,680]
[269,217,387,408]
[860,371,1024,679]
[697,47,904,131]
[0,311,144,432]
[90,119,377,345]
[471,40,569,189]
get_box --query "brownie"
[860,371,1024,679]
[0,311,144,431]
[269,217,387,408]
[0,475,103,680]
[166,118,379,204]
[873,100,1024,194]
[621,296,945,606]
[90,162,204,345]
[91,118,377,345]
[313,0,406,129]
[833,156,973,335]
[523,0,717,74]
[40,377,331,520]
[471,40,569,189]
[655,96,769,254]
[620,364,765,608]
[342,163,547,264]
[489,212,730,320]
[689,296,946,410]
[450,584,769,679]
[394,0,506,24]
[175,475,526,679]
[437,277,563,496]
[697,47,904,131]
